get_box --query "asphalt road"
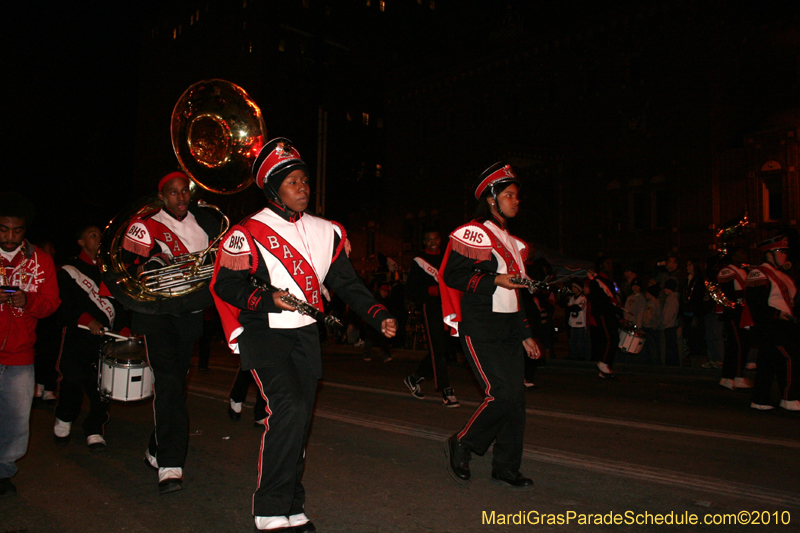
[2,340,799,533]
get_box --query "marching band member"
[121,171,221,494]
[53,224,130,451]
[746,234,799,411]
[440,162,541,490]
[590,257,623,377]
[211,138,396,532]
[403,228,459,407]
[716,246,754,390]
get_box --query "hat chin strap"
[264,182,288,210]
[490,185,507,220]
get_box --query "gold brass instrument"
[249,277,344,329]
[704,280,738,309]
[704,213,751,311]
[136,200,230,294]
[98,80,266,314]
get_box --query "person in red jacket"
[0,192,60,496]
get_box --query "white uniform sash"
[413,257,439,283]
[61,265,116,327]
[248,210,336,329]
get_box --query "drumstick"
[77,324,130,340]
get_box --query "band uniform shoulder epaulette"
[746,268,768,287]
[121,219,153,257]
[450,223,493,261]
[219,225,254,271]
[717,267,737,283]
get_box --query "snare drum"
[98,338,153,401]
[618,326,645,354]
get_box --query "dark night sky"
[7,1,799,260]
[9,2,150,256]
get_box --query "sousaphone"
[98,80,266,314]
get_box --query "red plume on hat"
[252,137,308,197]
[473,161,519,200]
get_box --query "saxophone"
[249,277,343,329]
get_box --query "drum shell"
[618,327,645,354]
[98,339,153,401]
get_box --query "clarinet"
[508,277,572,298]
[249,277,343,329]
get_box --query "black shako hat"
[252,137,309,199]
[758,234,789,253]
[473,161,520,200]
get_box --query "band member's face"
[159,177,191,217]
[492,183,520,220]
[278,169,310,214]
[0,217,26,253]
[770,249,789,268]
[78,226,102,260]
[423,232,441,253]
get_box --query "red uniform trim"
[457,336,494,440]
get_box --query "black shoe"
[404,374,425,399]
[491,470,534,490]
[444,434,471,484]
[0,477,17,496]
[228,406,242,421]
[158,477,183,495]
[293,521,316,533]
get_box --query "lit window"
[243,0,247,7]
[430,0,435,9]
[279,39,285,52]
[173,28,177,39]
[376,164,382,177]
[366,0,371,6]
[346,112,352,121]
[190,14,194,25]
[380,0,385,11]
[362,112,369,126]
[196,9,200,21]
[248,42,253,53]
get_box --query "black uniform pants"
[133,311,203,468]
[250,337,318,518]
[752,321,799,405]
[55,328,109,437]
[229,367,268,421]
[721,312,750,380]
[414,302,451,390]
[457,333,526,474]
[591,316,620,368]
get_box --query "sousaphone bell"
[98,80,266,314]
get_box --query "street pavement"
[2,339,799,533]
